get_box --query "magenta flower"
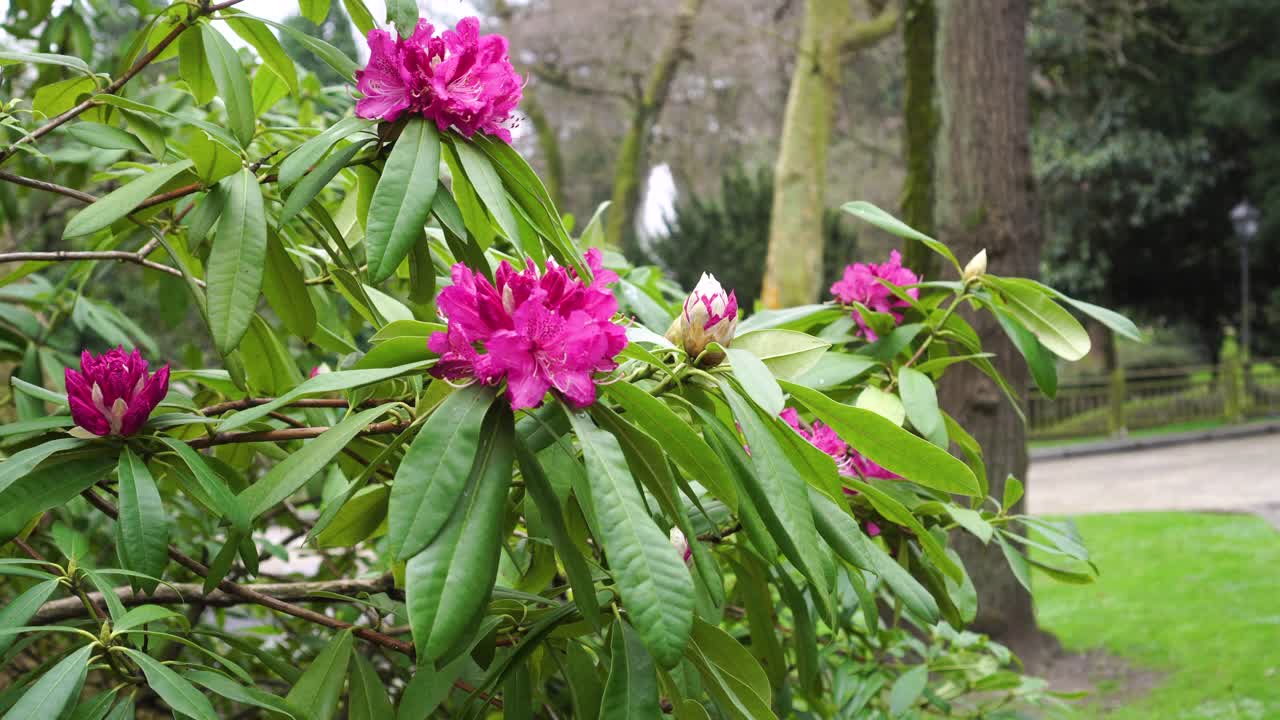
[354,17,522,143]
[865,521,881,537]
[780,407,897,480]
[65,347,169,437]
[829,250,921,340]
[429,249,628,411]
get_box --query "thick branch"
[33,576,397,624]
[0,250,201,285]
[842,0,902,54]
[187,420,409,449]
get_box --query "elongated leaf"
[67,122,147,153]
[0,578,60,655]
[115,448,169,593]
[452,137,520,242]
[349,652,395,720]
[856,385,906,425]
[600,619,661,720]
[0,49,92,75]
[840,201,959,272]
[604,382,737,511]
[0,453,114,543]
[405,405,514,661]
[207,168,268,354]
[185,670,302,719]
[986,277,1090,361]
[782,382,979,496]
[122,648,218,720]
[314,484,388,548]
[366,118,440,282]
[225,17,299,95]
[280,139,368,225]
[238,405,393,518]
[565,410,693,669]
[0,437,85,495]
[725,348,784,416]
[345,0,376,34]
[111,605,185,634]
[889,666,928,716]
[63,160,194,237]
[2,644,93,720]
[994,308,1058,398]
[179,30,216,104]
[897,367,948,448]
[200,24,254,147]
[34,77,95,119]
[731,330,830,380]
[157,437,248,531]
[388,385,493,559]
[217,360,430,432]
[279,116,372,189]
[262,231,317,339]
[1032,281,1143,342]
[844,478,961,582]
[285,630,352,720]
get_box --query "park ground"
[1028,434,1280,719]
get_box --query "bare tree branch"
[842,0,902,54]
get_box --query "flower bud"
[65,347,169,437]
[963,249,988,284]
[665,273,738,366]
[669,527,692,565]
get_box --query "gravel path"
[1029,433,1280,520]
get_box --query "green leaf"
[994,308,1058,398]
[0,453,115,544]
[1002,475,1024,512]
[389,385,494,560]
[353,335,434,369]
[299,0,328,24]
[717,386,831,596]
[180,129,241,185]
[63,160,195,237]
[604,382,737,511]
[216,360,430,432]
[185,670,303,719]
[840,201,959,272]
[725,348,784,416]
[366,118,440,283]
[238,405,393,518]
[255,13,358,80]
[280,139,369,226]
[179,29,216,104]
[845,478,961,582]
[782,382,979,496]
[1033,281,1143,342]
[405,405,514,661]
[386,0,419,37]
[689,618,772,708]
[280,116,372,189]
[948,506,994,544]
[0,578,60,655]
[345,0,377,35]
[730,329,829,380]
[452,137,520,242]
[207,168,268,354]
[1,644,93,720]
[33,76,94,119]
[600,619,662,720]
[201,24,255,147]
[986,277,1091,361]
[855,385,906,426]
[65,122,148,153]
[115,448,169,594]
[285,630,353,720]
[262,232,317,339]
[122,648,218,720]
[314,484,389,548]
[225,17,299,95]
[737,305,844,334]
[0,49,92,75]
[111,605,185,634]
[566,410,694,669]
[0,437,86,495]
[156,437,248,531]
[897,367,948,448]
[349,652,395,720]
[995,532,1032,592]
[889,665,928,716]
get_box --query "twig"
[199,397,356,416]
[33,576,397,624]
[0,250,203,285]
[0,170,98,203]
[186,421,409,449]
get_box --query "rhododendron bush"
[0,4,1137,718]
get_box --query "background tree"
[935,0,1046,655]
[899,0,938,278]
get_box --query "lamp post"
[1230,200,1259,360]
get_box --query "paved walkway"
[1029,433,1280,519]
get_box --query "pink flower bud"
[665,273,738,365]
[64,347,169,437]
[865,521,882,537]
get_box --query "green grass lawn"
[1032,512,1280,719]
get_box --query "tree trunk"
[934,0,1049,658]
[761,1,899,308]
[520,91,566,209]
[607,0,705,257]
[900,0,939,278]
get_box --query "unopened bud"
[665,273,738,366]
[963,249,987,284]
[669,527,692,565]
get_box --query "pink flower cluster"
[355,17,522,142]
[65,347,169,437]
[780,407,897,480]
[830,250,920,341]
[429,250,628,411]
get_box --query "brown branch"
[186,420,409,449]
[0,170,98,204]
[79,488,415,656]
[0,250,203,285]
[199,397,358,416]
[33,575,397,624]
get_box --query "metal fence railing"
[1026,359,1280,441]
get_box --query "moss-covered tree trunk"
[900,0,939,278]
[761,1,899,308]
[520,91,566,209]
[934,0,1049,657]
[607,0,705,257]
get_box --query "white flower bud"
[669,527,692,565]
[963,249,988,284]
[665,273,738,366]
